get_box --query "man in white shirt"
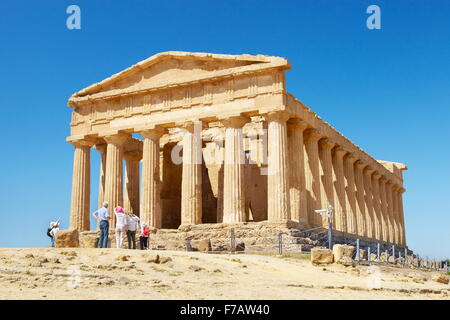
[92,201,110,248]
[126,214,140,249]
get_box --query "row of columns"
[69,111,406,247]
[287,120,406,247]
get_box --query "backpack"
[47,228,53,238]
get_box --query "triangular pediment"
[69,51,289,104]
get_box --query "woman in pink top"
[114,206,128,249]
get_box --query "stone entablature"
[66,51,408,248]
[68,52,288,138]
[285,94,405,187]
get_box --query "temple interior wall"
[158,124,269,228]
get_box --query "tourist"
[115,206,128,249]
[126,213,140,250]
[93,201,110,248]
[47,221,60,248]
[140,222,150,250]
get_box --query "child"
[139,223,150,250]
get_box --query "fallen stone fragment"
[147,254,160,263]
[337,256,355,267]
[431,273,449,284]
[116,255,130,262]
[159,256,172,264]
[311,248,334,265]
[189,265,203,272]
[332,244,355,262]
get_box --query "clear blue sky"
[0,0,448,259]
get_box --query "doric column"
[331,147,348,233]
[319,138,335,228]
[104,134,129,227]
[124,151,141,216]
[363,167,375,239]
[354,161,367,237]
[304,129,322,226]
[140,128,164,227]
[386,181,397,244]
[94,143,107,210]
[371,173,383,242]
[180,121,203,225]
[266,111,291,222]
[391,185,400,245]
[379,177,391,243]
[221,116,249,223]
[287,119,308,225]
[343,153,358,235]
[398,187,407,247]
[69,140,94,231]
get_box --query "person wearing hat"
[114,206,128,249]
[47,221,59,248]
[93,201,110,248]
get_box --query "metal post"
[392,245,395,264]
[404,248,408,266]
[230,228,236,253]
[186,239,192,252]
[278,233,283,255]
[328,218,333,250]
[377,243,380,264]
[368,247,371,263]
[356,239,360,263]
[426,257,429,269]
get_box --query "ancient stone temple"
[67,51,407,248]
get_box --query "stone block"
[311,247,334,265]
[337,256,355,267]
[55,229,79,248]
[190,239,211,252]
[332,244,355,262]
[407,256,413,265]
[431,274,449,284]
[79,231,99,248]
[359,249,367,260]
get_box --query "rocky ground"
[0,248,448,300]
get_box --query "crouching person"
[140,223,150,250]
